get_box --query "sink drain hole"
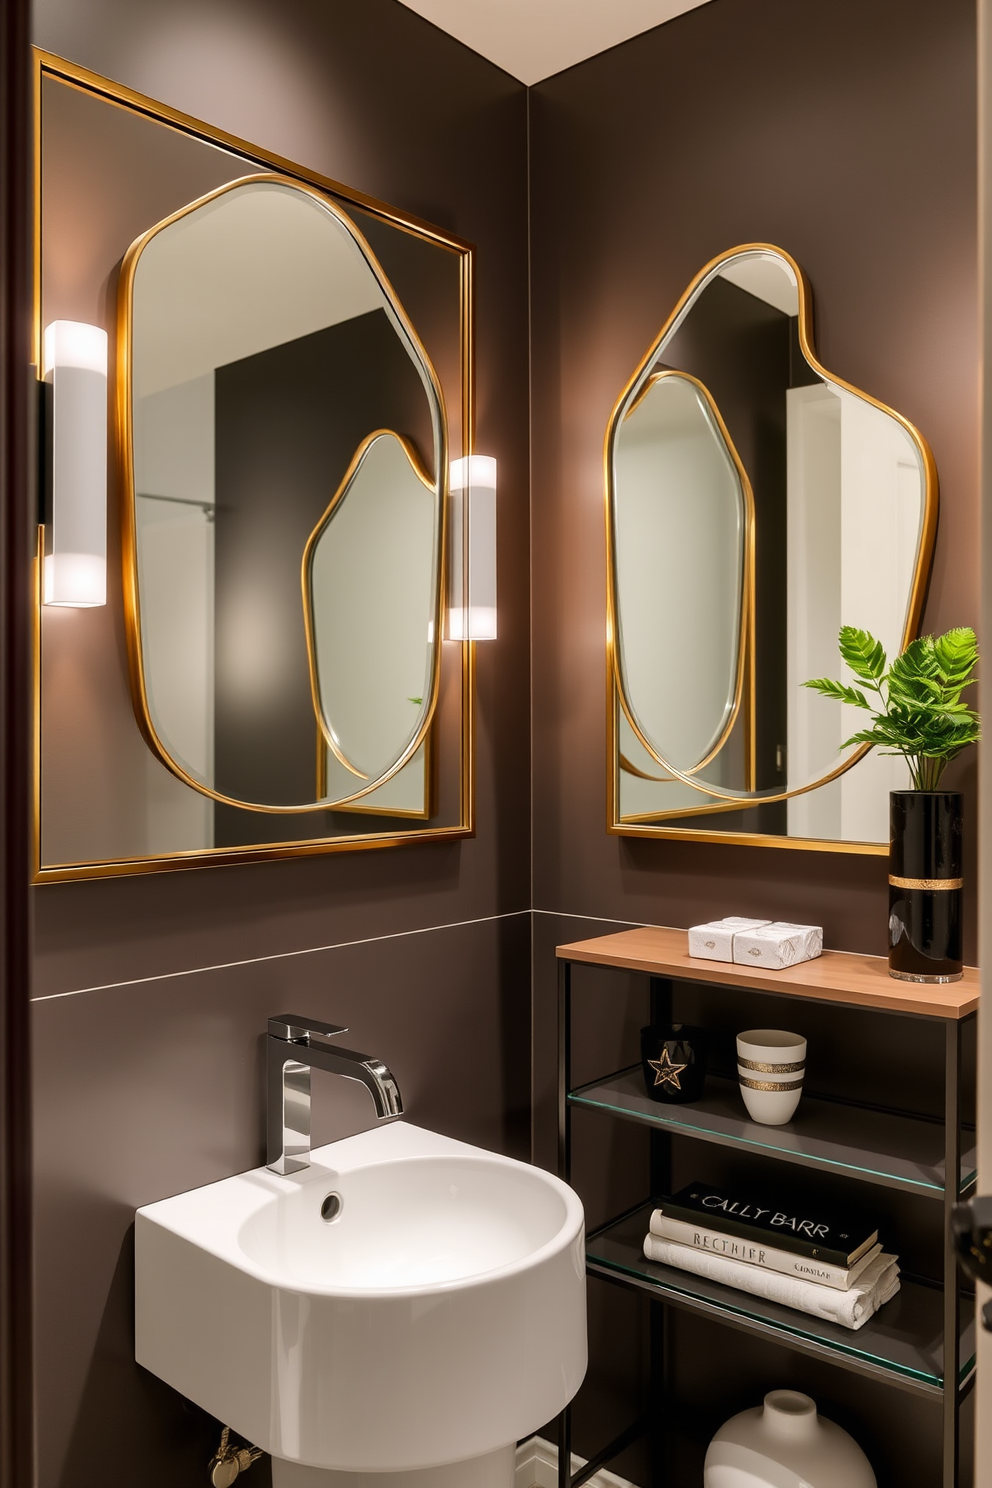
[321,1192,343,1223]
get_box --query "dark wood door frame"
[0,2,34,1485]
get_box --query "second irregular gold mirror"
[607,245,937,853]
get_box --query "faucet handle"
[268,1014,349,1043]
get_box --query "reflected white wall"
[134,374,215,849]
[310,434,436,785]
[787,384,917,842]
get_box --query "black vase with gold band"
[888,790,963,983]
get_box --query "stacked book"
[643,1182,900,1331]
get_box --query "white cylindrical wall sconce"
[448,454,497,641]
[43,320,108,607]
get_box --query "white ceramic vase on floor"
[704,1389,876,1488]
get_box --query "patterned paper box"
[688,917,773,963]
[732,921,823,970]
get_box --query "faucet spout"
[307,1042,403,1119]
[266,1014,403,1174]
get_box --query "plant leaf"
[801,678,871,708]
[839,730,881,751]
[933,626,978,687]
[887,636,940,698]
[837,626,886,681]
[805,623,980,774]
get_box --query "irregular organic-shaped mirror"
[122,175,445,813]
[607,244,936,851]
[613,370,753,784]
[304,430,438,791]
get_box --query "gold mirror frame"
[605,243,939,855]
[118,176,447,815]
[32,50,476,881]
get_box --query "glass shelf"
[569,1068,977,1198]
[587,1204,975,1395]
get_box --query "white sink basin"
[136,1122,586,1483]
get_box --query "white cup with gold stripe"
[737,1029,806,1125]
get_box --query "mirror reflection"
[126,176,444,813]
[609,246,933,846]
[305,430,438,789]
[614,370,751,783]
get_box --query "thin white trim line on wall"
[31,908,531,1003]
[533,908,649,927]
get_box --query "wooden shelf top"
[556,925,979,1019]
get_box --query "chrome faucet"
[266,1014,403,1175]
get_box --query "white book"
[649,1211,883,1291]
[642,1234,900,1331]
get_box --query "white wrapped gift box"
[732,921,823,970]
[688,917,773,963]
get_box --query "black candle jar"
[639,1023,709,1104]
[888,790,963,983]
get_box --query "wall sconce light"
[42,320,108,607]
[448,454,497,641]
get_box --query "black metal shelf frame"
[555,957,976,1488]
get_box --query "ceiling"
[394,0,714,86]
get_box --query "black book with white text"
[661,1182,878,1267]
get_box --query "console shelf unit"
[555,927,978,1488]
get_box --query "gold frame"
[32,49,476,881]
[118,178,447,814]
[605,243,939,856]
[319,733,437,821]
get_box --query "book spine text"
[651,1216,860,1288]
[661,1199,854,1264]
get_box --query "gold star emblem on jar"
[647,1048,688,1089]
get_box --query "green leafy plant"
[803,625,980,791]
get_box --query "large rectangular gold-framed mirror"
[34,50,475,881]
[606,244,938,855]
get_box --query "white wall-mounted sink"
[136,1122,586,1487]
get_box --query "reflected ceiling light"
[448,454,497,641]
[42,320,108,607]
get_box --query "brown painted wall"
[25,0,979,1484]
[30,2,530,1485]
[529,2,977,1482]
[529,0,978,1151]
[529,0,978,939]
